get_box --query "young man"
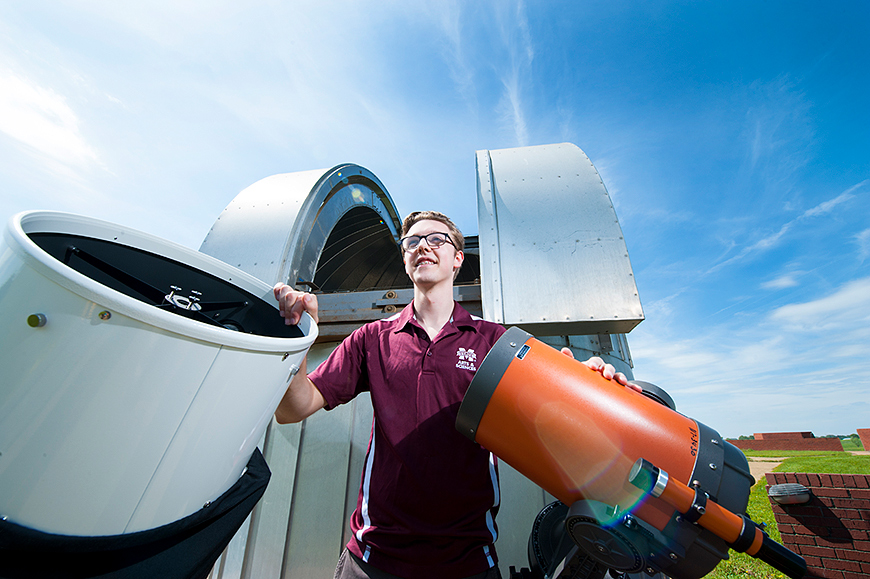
[273,211,627,579]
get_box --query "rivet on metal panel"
[384,305,396,313]
[709,463,718,471]
[385,290,397,299]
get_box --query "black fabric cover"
[0,448,270,579]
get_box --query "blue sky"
[1,1,868,439]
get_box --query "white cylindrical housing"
[0,211,317,536]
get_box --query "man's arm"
[274,356,327,423]
[273,283,327,424]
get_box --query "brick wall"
[757,432,816,440]
[766,472,870,579]
[731,438,844,452]
[858,429,870,451]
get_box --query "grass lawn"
[842,437,865,452]
[702,450,870,578]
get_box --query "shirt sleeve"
[308,325,370,410]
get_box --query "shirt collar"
[449,301,478,330]
[391,301,478,334]
[392,302,418,334]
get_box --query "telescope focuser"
[629,458,806,579]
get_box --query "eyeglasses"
[399,232,456,252]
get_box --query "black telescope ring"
[682,485,709,524]
[730,515,759,553]
[456,326,532,441]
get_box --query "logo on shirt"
[456,347,477,371]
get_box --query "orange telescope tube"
[457,327,704,530]
[456,327,806,579]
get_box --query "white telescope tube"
[0,211,316,536]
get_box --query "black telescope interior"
[29,232,302,338]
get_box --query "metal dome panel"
[476,142,644,335]
[199,164,404,291]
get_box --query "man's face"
[402,219,464,289]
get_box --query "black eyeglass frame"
[399,232,456,252]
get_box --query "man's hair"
[401,211,465,253]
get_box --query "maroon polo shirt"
[309,301,507,579]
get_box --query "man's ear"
[453,250,464,278]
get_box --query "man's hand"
[560,348,641,392]
[273,283,319,325]
[271,283,326,423]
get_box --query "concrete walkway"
[745,450,868,484]
[746,457,785,484]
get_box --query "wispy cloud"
[856,228,870,263]
[427,1,478,116]
[0,71,100,168]
[743,75,814,187]
[708,184,861,273]
[804,184,862,216]
[770,276,870,331]
[631,275,870,437]
[498,70,528,146]
[493,0,534,145]
[761,274,800,290]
